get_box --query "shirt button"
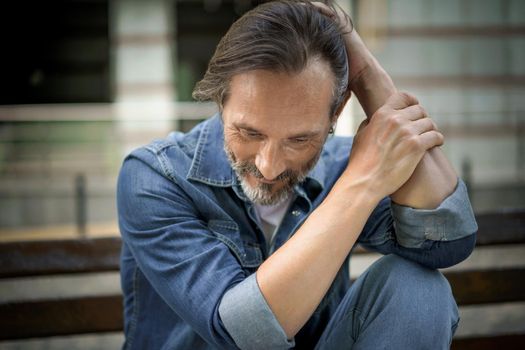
[291,210,301,216]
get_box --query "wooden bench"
[0,210,524,348]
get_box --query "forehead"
[222,60,335,135]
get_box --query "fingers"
[394,130,443,163]
[418,130,444,150]
[401,104,428,121]
[374,93,427,124]
[408,116,437,135]
[396,110,440,144]
[309,1,352,30]
[372,91,442,150]
[309,2,333,17]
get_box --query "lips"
[258,178,278,185]
[247,173,278,185]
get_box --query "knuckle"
[388,114,403,127]
[400,91,418,105]
[399,124,411,137]
[416,104,426,116]
[421,105,429,117]
[406,136,421,150]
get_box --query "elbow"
[218,275,295,349]
[427,232,477,269]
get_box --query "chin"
[239,178,291,205]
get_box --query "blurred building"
[0,0,524,239]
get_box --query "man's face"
[222,60,336,205]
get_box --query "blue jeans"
[314,254,459,349]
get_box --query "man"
[117,1,477,349]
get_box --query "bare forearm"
[391,148,457,208]
[350,56,457,208]
[256,180,377,338]
[350,57,395,117]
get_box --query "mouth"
[246,173,278,185]
[258,178,278,185]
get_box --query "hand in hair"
[308,1,395,117]
[309,2,375,87]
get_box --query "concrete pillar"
[111,0,176,156]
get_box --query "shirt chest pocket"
[208,219,263,268]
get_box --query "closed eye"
[290,137,310,144]
[239,128,264,139]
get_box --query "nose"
[255,141,286,181]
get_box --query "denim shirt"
[117,114,477,350]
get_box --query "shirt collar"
[186,114,235,187]
[186,113,327,190]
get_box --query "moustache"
[234,161,296,183]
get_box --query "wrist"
[325,173,381,213]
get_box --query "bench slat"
[446,268,525,305]
[0,237,121,278]
[0,295,123,340]
[1,293,524,341]
[451,333,525,350]
[475,210,525,246]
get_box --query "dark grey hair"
[192,0,351,119]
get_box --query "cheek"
[293,144,321,160]
[294,145,323,170]
[281,147,318,171]
[225,136,259,161]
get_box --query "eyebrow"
[232,122,322,139]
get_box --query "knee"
[347,255,459,348]
[370,254,450,293]
[364,254,458,324]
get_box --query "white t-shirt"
[253,195,295,248]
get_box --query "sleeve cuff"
[391,179,478,249]
[218,273,295,350]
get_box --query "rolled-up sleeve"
[219,274,295,350]
[390,179,478,249]
[357,178,477,269]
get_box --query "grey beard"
[238,177,293,206]
[223,144,321,206]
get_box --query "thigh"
[314,254,458,350]
[312,267,367,350]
